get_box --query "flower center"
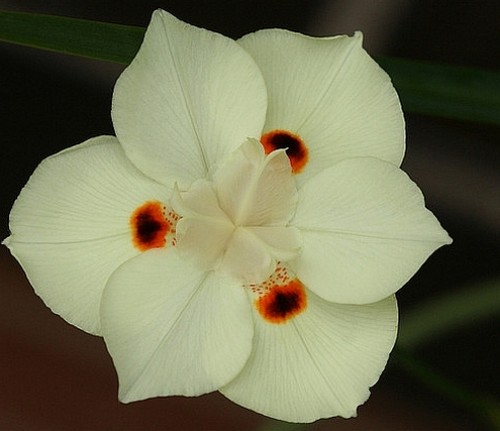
[172,139,302,283]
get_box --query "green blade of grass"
[398,277,500,350]
[0,10,144,63]
[1,10,499,126]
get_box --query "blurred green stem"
[393,348,500,430]
[394,278,500,430]
[257,350,500,431]
[398,278,500,350]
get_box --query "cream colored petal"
[291,158,452,304]
[101,249,254,401]
[221,291,397,422]
[239,29,404,185]
[4,136,168,334]
[112,10,267,188]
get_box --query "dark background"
[1,1,499,430]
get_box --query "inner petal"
[175,217,235,272]
[220,227,275,283]
[261,129,309,174]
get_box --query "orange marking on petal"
[130,201,175,251]
[254,264,307,324]
[261,129,309,174]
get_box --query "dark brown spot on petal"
[261,129,309,173]
[256,278,307,324]
[130,201,173,251]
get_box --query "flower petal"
[239,29,405,184]
[290,158,452,304]
[221,290,397,422]
[112,10,268,188]
[4,136,168,334]
[100,249,254,402]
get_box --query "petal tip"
[151,8,172,21]
[353,30,364,43]
[444,231,453,245]
[117,387,137,404]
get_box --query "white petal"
[100,249,254,402]
[221,290,398,422]
[291,158,452,304]
[4,136,168,334]
[213,139,298,226]
[239,30,405,184]
[112,10,268,188]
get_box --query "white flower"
[4,10,452,423]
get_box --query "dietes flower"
[4,10,451,423]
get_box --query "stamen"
[250,263,307,324]
[130,201,179,251]
[261,129,309,174]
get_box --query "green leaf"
[378,57,500,126]
[0,10,144,63]
[1,10,500,125]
